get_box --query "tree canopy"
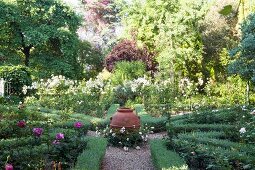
[0,0,84,79]
[117,0,208,83]
[229,13,255,83]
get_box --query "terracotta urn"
[110,108,140,129]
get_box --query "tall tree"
[229,13,255,104]
[201,0,239,81]
[118,0,208,83]
[0,0,84,79]
[81,0,121,52]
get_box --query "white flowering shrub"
[112,77,151,107]
[142,78,175,117]
[240,114,255,144]
[96,124,154,149]
[25,75,114,117]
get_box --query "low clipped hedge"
[74,137,107,170]
[186,107,252,124]
[167,122,234,134]
[135,104,168,132]
[177,131,226,139]
[150,139,188,170]
[168,137,255,169]
[166,109,255,169]
[140,115,167,132]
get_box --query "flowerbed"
[166,106,255,169]
[0,105,89,169]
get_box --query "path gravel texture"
[87,131,167,170]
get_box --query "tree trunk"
[22,46,32,67]
[246,80,250,106]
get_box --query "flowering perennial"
[5,164,13,170]
[56,133,64,140]
[33,128,44,137]
[74,122,83,128]
[17,120,26,128]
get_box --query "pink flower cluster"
[74,122,83,128]
[53,133,64,145]
[33,128,43,137]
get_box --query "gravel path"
[87,131,167,170]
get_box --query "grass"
[74,137,108,170]
[150,139,188,170]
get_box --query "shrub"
[240,116,255,144]
[167,123,234,137]
[132,104,168,132]
[26,75,114,117]
[186,106,252,124]
[177,131,226,139]
[74,137,107,170]
[143,79,174,117]
[98,124,153,148]
[150,139,188,170]
[0,65,32,99]
[140,115,167,132]
[111,61,147,85]
[177,134,243,149]
[104,39,156,72]
[168,138,255,169]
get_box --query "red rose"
[17,120,26,128]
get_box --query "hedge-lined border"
[74,137,107,170]
[150,139,188,170]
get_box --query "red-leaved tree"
[105,39,157,72]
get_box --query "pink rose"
[74,122,83,128]
[33,128,44,137]
[5,164,13,170]
[55,133,64,140]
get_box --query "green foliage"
[240,116,255,144]
[168,123,234,134]
[169,137,255,169]
[137,105,168,132]
[26,75,114,117]
[167,106,255,169]
[0,0,85,79]
[186,107,252,124]
[177,131,227,139]
[202,3,238,81]
[118,0,208,81]
[150,139,188,170]
[0,65,32,98]
[219,5,233,16]
[111,61,146,85]
[99,124,152,148]
[78,41,104,80]
[229,13,255,83]
[141,77,175,116]
[0,105,89,169]
[74,137,108,170]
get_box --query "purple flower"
[17,120,26,128]
[74,122,83,128]
[33,128,43,137]
[55,133,64,140]
[52,140,60,145]
[5,164,13,170]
